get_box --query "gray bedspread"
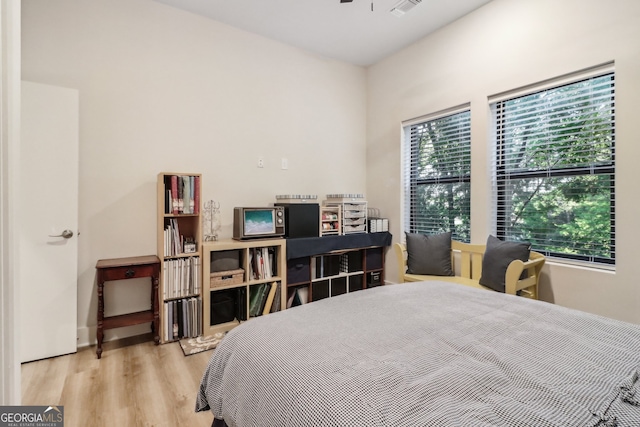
[196,281,640,426]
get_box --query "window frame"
[491,67,616,266]
[402,106,472,242]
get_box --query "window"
[491,69,615,265]
[403,108,471,242]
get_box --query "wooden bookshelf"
[202,238,287,336]
[157,172,202,343]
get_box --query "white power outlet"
[258,158,264,168]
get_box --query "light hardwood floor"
[21,334,215,427]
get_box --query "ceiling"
[154,0,493,67]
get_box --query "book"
[195,256,201,294]
[189,176,195,214]
[287,289,296,309]
[162,262,168,299]
[236,287,247,321]
[259,248,266,279]
[196,297,202,336]
[262,282,278,315]
[250,248,260,280]
[183,175,191,214]
[270,283,281,313]
[297,287,309,304]
[291,289,302,307]
[268,247,275,276]
[193,176,200,214]
[187,298,193,337]
[177,299,184,338]
[162,302,171,341]
[191,297,199,337]
[164,176,171,214]
[172,300,179,340]
[184,298,190,337]
[248,283,266,317]
[264,247,274,278]
[254,284,270,317]
[177,176,184,213]
[171,175,179,214]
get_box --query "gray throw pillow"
[405,232,453,276]
[479,235,531,293]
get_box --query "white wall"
[21,0,367,345]
[367,0,640,323]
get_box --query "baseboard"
[77,324,153,348]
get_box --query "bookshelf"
[202,238,287,336]
[157,172,202,343]
[285,233,390,306]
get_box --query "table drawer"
[99,264,157,281]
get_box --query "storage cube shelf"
[285,243,386,307]
[308,252,367,301]
[202,238,287,336]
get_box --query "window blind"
[402,109,471,242]
[491,72,615,265]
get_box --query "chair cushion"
[405,232,453,276]
[479,235,531,293]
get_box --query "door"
[20,81,79,363]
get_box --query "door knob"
[49,229,74,239]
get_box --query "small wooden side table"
[95,255,160,359]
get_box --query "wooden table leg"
[152,272,160,345]
[97,279,104,359]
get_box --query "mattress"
[196,281,640,427]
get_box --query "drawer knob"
[125,269,135,278]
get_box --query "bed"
[195,281,640,427]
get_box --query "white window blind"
[402,109,471,242]
[491,71,615,265]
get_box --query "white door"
[20,81,79,363]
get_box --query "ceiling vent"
[390,0,422,17]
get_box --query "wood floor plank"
[157,342,209,423]
[59,364,103,427]
[21,352,70,405]
[22,335,215,427]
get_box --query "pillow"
[479,235,531,293]
[405,232,453,276]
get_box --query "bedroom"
[2,0,640,423]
